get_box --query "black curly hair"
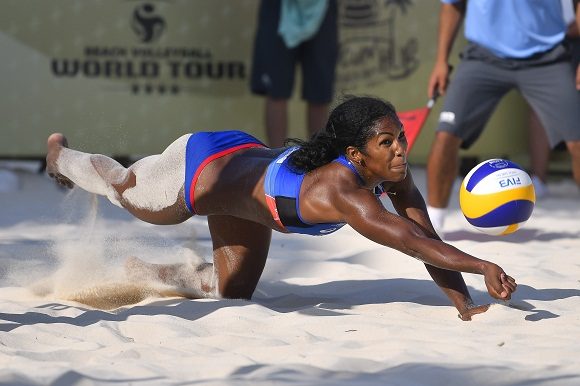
[286,95,400,173]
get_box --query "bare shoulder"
[300,162,379,224]
[303,161,361,196]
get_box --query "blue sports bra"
[264,147,385,236]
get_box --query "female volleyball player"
[46,96,516,320]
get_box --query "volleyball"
[459,159,535,235]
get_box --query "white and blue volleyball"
[459,159,535,236]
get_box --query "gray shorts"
[438,43,580,149]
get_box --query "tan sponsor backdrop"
[0,0,529,165]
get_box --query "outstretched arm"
[335,171,516,320]
[386,171,495,320]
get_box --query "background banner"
[0,0,528,165]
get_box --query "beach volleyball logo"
[459,159,535,235]
[131,3,166,43]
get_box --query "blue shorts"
[185,131,265,213]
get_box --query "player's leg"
[425,56,510,230]
[121,134,191,224]
[125,256,216,298]
[250,0,295,148]
[518,60,580,190]
[47,133,125,204]
[125,215,272,299]
[207,214,271,299]
[125,215,271,299]
[426,131,463,208]
[528,108,551,198]
[265,98,289,148]
[46,133,191,224]
[301,0,337,138]
[306,103,329,138]
[566,141,580,188]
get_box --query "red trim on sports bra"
[189,143,265,213]
[265,194,287,231]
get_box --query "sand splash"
[19,190,205,310]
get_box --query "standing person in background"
[528,0,580,199]
[425,0,580,233]
[250,0,338,148]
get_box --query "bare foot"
[46,133,74,189]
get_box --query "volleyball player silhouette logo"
[131,3,166,43]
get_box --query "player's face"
[361,117,408,182]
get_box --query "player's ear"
[345,146,363,165]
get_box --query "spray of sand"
[20,189,207,310]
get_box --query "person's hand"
[427,62,452,98]
[575,64,580,90]
[482,262,517,300]
[458,304,490,321]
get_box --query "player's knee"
[89,155,130,187]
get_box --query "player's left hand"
[483,263,517,300]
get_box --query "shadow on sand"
[1,279,578,332]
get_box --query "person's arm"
[385,171,496,320]
[428,1,465,98]
[334,173,516,320]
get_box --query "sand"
[1,167,579,385]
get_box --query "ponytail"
[285,130,339,173]
[286,95,399,173]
